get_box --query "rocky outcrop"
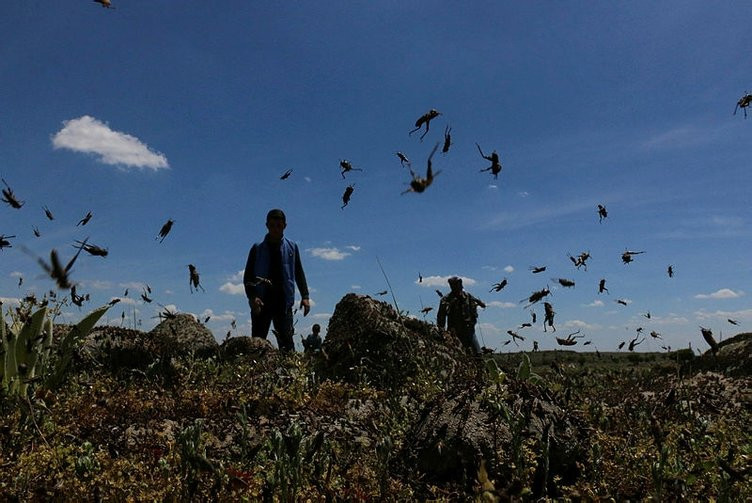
[78,325,155,370]
[149,313,218,358]
[692,332,752,376]
[220,336,275,361]
[405,382,584,496]
[77,314,219,370]
[322,293,585,497]
[322,293,472,389]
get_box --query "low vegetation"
[1,296,750,501]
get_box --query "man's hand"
[252,297,264,315]
[300,298,311,316]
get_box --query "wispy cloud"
[52,115,169,170]
[80,279,113,290]
[345,245,361,251]
[113,297,139,306]
[0,297,20,306]
[481,199,594,231]
[419,275,477,287]
[504,265,514,273]
[562,319,600,331]
[119,282,148,290]
[312,313,331,320]
[228,270,244,282]
[651,314,690,325]
[585,300,604,307]
[694,288,744,299]
[9,271,23,278]
[200,309,237,322]
[219,282,244,295]
[641,122,734,151]
[308,247,351,261]
[694,308,752,322]
[487,301,517,309]
[351,285,362,290]
[657,215,747,239]
[478,322,502,337]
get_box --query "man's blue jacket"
[243,235,309,309]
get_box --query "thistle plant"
[1,302,112,400]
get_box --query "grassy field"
[2,303,750,501]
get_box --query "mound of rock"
[405,382,584,497]
[149,313,218,358]
[694,332,752,376]
[322,293,472,389]
[220,336,275,361]
[78,325,155,370]
[76,314,219,370]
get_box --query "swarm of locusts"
[1,97,745,358]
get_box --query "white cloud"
[52,115,169,170]
[694,308,752,322]
[694,288,743,299]
[228,270,244,282]
[308,247,351,261]
[419,275,477,287]
[652,314,690,325]
[585,300,604,307]
[504,265,514,273]
[487,301,517,309]
[80,279,112,290]
[200,309,237,322]
[219,282,244,295]
[119,282,147,290]
[351,285,362,290]
[482,199,594,231]
[304,177,312,183]
[113,297,139,306]
[488,184,498,190]
[312,313,331,320]
[562,319,600,331]
[518,191,530,198]
[477,322,502,337]
[0,297,20,306]
[346,245,361,251]
[9,271,23,278]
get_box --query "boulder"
[405,382,585,497]
[322,293,472,389]
[220,336,275,361]
[690,332,752,376]
[149,313,219,358]
[78,325,156,370]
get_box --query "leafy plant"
[1,303,112,400]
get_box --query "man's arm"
[294,244,311,315]
[243,245,258,301]
[437,299,447,330]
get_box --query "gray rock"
[149,313,219,358]
[220,336,275,361]
[322,293,469,389]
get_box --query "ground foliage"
[1,298,751,501]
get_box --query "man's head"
[312,323,320,334]
[266,208,287,241]
[448,276,463,293]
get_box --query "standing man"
[244,209,311,351]
[437,276,486,354]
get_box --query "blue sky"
[1,1,750,353]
